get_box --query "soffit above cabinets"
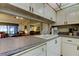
[47,3,78,12]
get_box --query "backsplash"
[58,25,79,36]
[58,25,79,32]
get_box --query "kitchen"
[0,3,79,56]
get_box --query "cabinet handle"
[42,48,44,52]
[77,46,79,50]
[50,17,52,20]
[55,40,57,44]
[32,8,34,12]
[29,6,31,11]
[67,40,72,42]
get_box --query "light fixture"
[15,16,24,19]
[15,16,19,19]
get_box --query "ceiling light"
[15,16,24,19]
[15,16,19,19]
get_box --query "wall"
[0,13,30,32]
[58,26,69,32]
[56,4,79,25]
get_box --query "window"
[8,26,18,36]
[0,23,18,36]
[8,26,15,36]
[0,25,8,33]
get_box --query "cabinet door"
[44,4,56,21]
[44,4,51,20]
[31,3,44,17]
[13,44,46,56]
[62,42,78,56]
[66,4,79,24]
[56,10,66,25]
[10,3,30,12]
[47,37,61,56]
[67,12,79,24]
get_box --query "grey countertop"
[0,36,58,56]
[60,35,79,39]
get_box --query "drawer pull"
[55,40,57,44]
[67,40,72,42]
[77,46,79,50]
[42,48,44,52]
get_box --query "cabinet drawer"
[75,39,79,45]
[62,37,79,45]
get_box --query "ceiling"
[47,3,78,12]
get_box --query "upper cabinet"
[10,3,56,22]
[66,4,79,24]
[10,3,45,18]
[31,3,45,17]
[10,3,30,12]
[44,4,52,20]
[56,4,79,25]
[44,4,56,22]
[56,10,66,25]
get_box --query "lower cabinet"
[13,37,61,56]
[46,37,61,56]
[61,37,79,56]
[13,43,47,56]
[62,42,78,56]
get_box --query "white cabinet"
[10,3,45,17]
[61,37,79,56]
[31,3,45,17]
[47,37,61,56]
[10,3,30,12]
[62,42,78,56]
[10,3,56,21]
[13,37,61,56]
[44,4,52,20]
[12,43,46,56]
[56,9,65,25]
[56,4,79,25]
[44,4,56,22]
[66,4,79,24]
[67,11,79,24]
